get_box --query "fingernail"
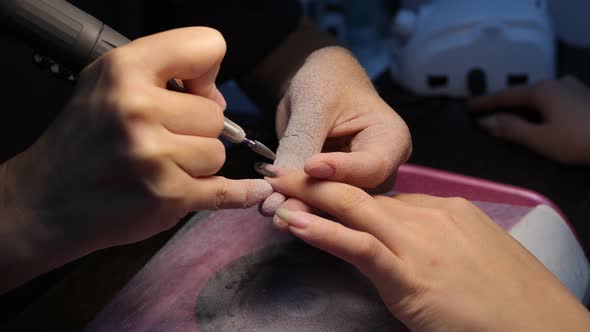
[272,215,289,229]
[254,162,285,178]
[275,208,310,229]
[254,162,277,178]
[306,162,335,179]
[214,87,227,109]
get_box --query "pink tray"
[395,164,565,215]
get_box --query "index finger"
[265,167,403,238]
[467,84,541,111]
[120,27,226,87]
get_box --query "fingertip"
[307,152,389,188]
[244,180,274,208]
[477,114,538,145]
[213,87,227,109]
[478,115,507,138]
[272,214,290,231]
[260,192,286,216]
[275,208,311,230]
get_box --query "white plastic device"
[391,0,556,98]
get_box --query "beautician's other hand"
[0,28,272,292]
[265,168,590,332]
[261,46,411,215]
[469,76,590,165]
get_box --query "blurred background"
[1,0,590,328]
[3,0,590,160]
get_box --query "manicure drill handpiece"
[0,0,276,160]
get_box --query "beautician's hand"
[469,76,590,165]
[261,46,411,215]
[0,28,272,292]
[265,167,590,332]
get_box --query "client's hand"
[264,167,590,332]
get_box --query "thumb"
[304,152,394,189]
[478,114,542,148]
[183,64,227,109]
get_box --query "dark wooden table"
[1,40,589,331]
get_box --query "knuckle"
[108,97,158,159]
[353,233,382,269]
[491,115,511,136]
[373,195,393,205]
[426,208,455,225]
[338,187,372,214]
[204,140,226,174]
[444,197,474,211]
[143,178,185,213]
[102,87,153,129]
[122,129,167,167]
[207,100,225,134]
[212,180,231,210]
[96,48,135,85]
[113,90,152,118]
[196,27,227,57]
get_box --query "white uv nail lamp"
[391,0,556,98]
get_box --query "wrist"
[0,158,60,293]
[479,291,590,332]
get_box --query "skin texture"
[266,168,590,332]
[469,76,590,165]
[260,46,411,218]
[238,17,411,219]
[0,28,273,293]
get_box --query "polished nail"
[275,208,310,229]
[307,162,335,179]
[254,162,277,178]
[272,215,289,229]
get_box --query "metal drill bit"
[220,118,276,160]
[244,138,276,161]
